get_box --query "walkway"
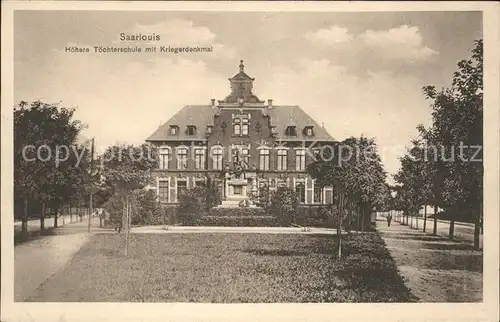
[376,217,483,302]
[131,225,338,234]
[14,216,107,301]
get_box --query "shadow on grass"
[421,242,478,251]
[242,249,309,257]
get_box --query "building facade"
[146,61,335,206]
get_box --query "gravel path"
[14,217,103,301]
[376,218,482,302]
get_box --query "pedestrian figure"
[387,213,392,227]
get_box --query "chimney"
[268,99,273,109]
[211,98,216,107]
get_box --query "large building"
[146,61,335,207]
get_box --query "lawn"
[26,232,416,302]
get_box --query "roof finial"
[239,60,244,72]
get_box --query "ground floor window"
[314,186,323,204]
[158,180,169,203]
[177,180,187,200]
[295,181,306,203]
[195,180,205,187]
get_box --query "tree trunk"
[347,196,352,234]
[124,195,129,256]
[423,205,427,232]
[473,204,481,250]
[337,185,343,259]
[69,206,72,223]
[54,207,58,228]
[356,202,361,233]
[22,198,29,234]
[448,219,455,240]
[433,205,438,235]
[361,205,365,232]
[415,210,419,229]
[40,201,45,232]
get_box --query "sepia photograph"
[2,2,499,322]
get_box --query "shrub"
[295,205,338,228]
[269,187,300,226]
[194,215,278,227]
[178,184,221,224]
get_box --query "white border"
[1,2,499,322]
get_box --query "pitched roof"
[269,106,334,141]
[146,105,212,141]
[230,71,254,81]
[146,105,334,142]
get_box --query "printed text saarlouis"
[119,33,160,41]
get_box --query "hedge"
[209,207,266,217]
[193,215,278,227]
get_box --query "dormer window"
[169,125,179,136]
[304,126,314,137]
[206,125,213,134]
[285,126,297,136]
[270,126,277,136]
[186,125,197,136]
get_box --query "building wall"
[149,107,334,205]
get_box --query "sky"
[14,10,482,182]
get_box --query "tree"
[307,137,388,259]
[14,101,86,233]
[393,139,433,229]
[99,143,158,255]
[419,39,483,245]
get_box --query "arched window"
[211,146,224,170]
[259,149,270,171]
[159,146,170,170]
[277,149,288,171]
[177,147,188,170]
[194,148,206,170]
[295,149,306,171]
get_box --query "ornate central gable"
[220,60,264,105]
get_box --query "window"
[177,148,188,170]
[206,125,213,134]
[186,126,197,136]
[195,180,205,187]
[158,180,169,203]
[304,126,314,137]
[270,126,277,135]
[314,185,323,203]
[169,126,178,135]
[177,180,187,199]
[212,146,223,170]
[233,124,241,135]
[277,149,288,171]
[194,149,206,170]
[295,181,306,203]
[233,186,242,195]
[295,149,306,171]
[259,149,270,171]
[286,126,297,136]
[159,147,170,170]
[241,148,250,168]
[242,118,249,135]
[233,113,249,136]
